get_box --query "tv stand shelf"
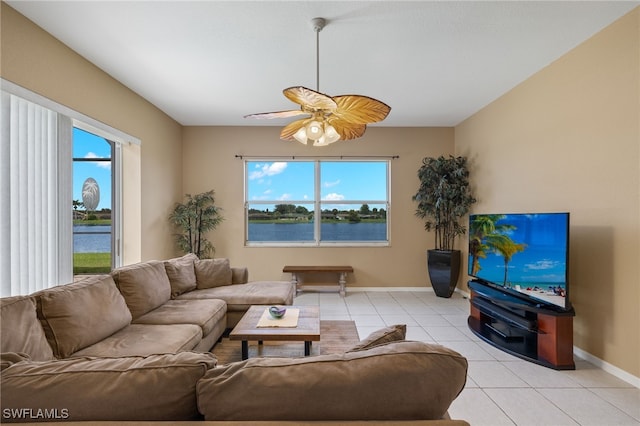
[468,280,575,370]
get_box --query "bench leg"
[338,272,347,297]
[291,272,300,293]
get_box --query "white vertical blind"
[0,93,73,297]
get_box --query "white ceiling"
[7,1,639,127]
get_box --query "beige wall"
[4,1,639,379]
[1,3,183,262]
[455,8,640,377]
[181,126,454,286]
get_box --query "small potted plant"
[412,156,476,297]
[169,190,224,259]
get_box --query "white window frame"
[73,122,123,269]
[244,158,391,247]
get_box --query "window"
[1,79,133,296]
[245,159,389,246]
[72,128,117,273]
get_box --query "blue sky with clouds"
[73,128,111,211]
[247,161,388,209]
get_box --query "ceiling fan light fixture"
[305,120,324,140]
[293,127,308,145]
[244,17,391,146]
[324,124,340,144]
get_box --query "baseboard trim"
[345,286,434,292]
[573,346,640,389]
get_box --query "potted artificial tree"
[169,190,224,259]
[412,155,476,297]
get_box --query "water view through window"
[73,128,113,273]
[245,160,389,245]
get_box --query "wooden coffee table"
[229,305,320,360]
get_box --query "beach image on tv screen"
[468,213,569,308]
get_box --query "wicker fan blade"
[283,87,337,112]
[327,118,367,140]
[279,118,311,141]
[332,95,391,124]
[244,110,308,120]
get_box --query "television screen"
[468,212,570,310]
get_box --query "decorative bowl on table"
[269,306,287,319]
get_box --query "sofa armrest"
[1,352,217,422]
[197,341,468,421]
[231,267,248,284]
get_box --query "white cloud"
[84,152,111,169]
[278,193,292,201]
[324,179,340,188]
[526,259,560,270]
[323,193,345,201]
[249,162,288,180]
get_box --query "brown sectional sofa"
[0,255,469,424]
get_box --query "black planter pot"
[427,249,461,298]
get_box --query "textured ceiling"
[7,1,639,127]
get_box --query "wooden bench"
[283,265,354,297]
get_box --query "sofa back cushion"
[37,275,132,358]
[164,253,198,298]
[111,260,171,319]
[1,352,217,422]
[197,340,468,421]
[195,258,232,289]
[0,296,54,361]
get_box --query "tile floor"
[293,290,640,426]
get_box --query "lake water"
[248,222,387,242]
[74,225,111,253]
[73,222,388,253]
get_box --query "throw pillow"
[347,324,407,352]
[164,253,198,298]
[195,258,232,289]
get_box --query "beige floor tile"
[447,388,515,425]
[467,360,530,388]
[589,387,640,421]
[485,388,579,426]
[538,388,639,425]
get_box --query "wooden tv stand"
[467,280,575,370]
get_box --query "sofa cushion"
[231,266,249,284]
[1,352,217,422]
[37,275,132,359]
[165,253,198,298]
[197,341,468,421]
[177,281,295,311]
[195,258,232,289]
[1,353,31,372]
[111,260,172,319]
[133,299,227,337]
[71,323,203,358]
[0,296,54,361]
[348,324,407,352]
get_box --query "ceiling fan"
[244,17,391,147]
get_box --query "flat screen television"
[468,212,571,311]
